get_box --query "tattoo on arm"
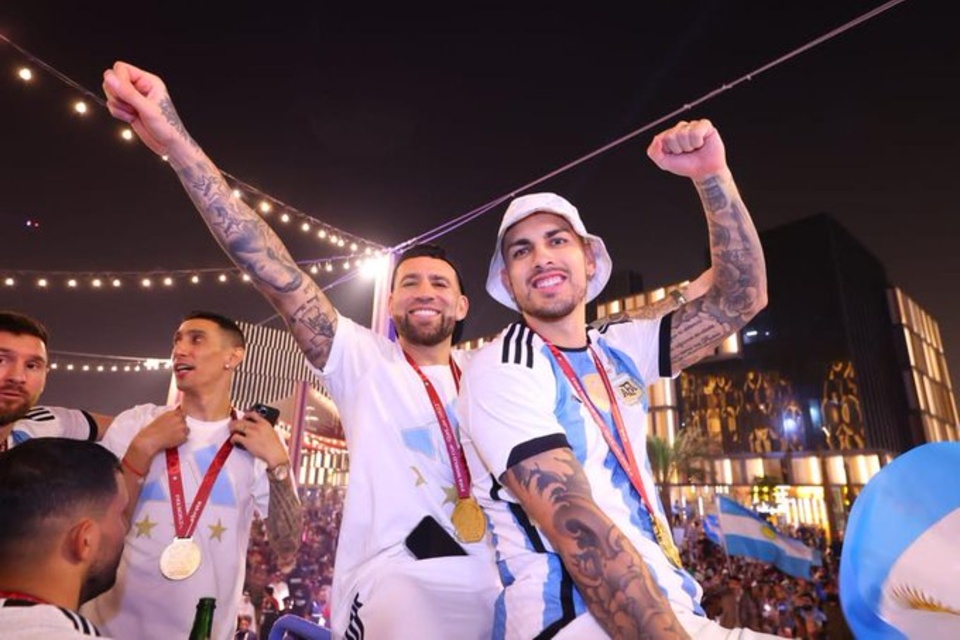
[670,173,767,372]
[159,96,200,151]
[507,450,690,639]
[174,159,340,369]
[267,476,303,566]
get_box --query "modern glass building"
[591,213,957,539]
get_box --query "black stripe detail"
[524,325,535,368]
[499,322,538,370]
[26,406,55,422]
[506,433,569,470]
[534,566,578,639]
[80,410,98,441]
[658,311,674,377]
[501,323,519,364]
[511,323,526,365]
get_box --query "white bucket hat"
[486,192,613,311]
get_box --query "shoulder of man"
[13,405,98,441]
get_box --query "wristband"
[669,289,688,305]
[122,455,147,479]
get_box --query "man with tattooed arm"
[82,311,303,640]
[457,120,777,639]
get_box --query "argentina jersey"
[458,319,704,639]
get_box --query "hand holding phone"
[249,402,280,426]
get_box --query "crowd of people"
[236,488,854,639]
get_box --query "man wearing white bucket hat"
[458,119,771,639]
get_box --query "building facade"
[592,213,957,538]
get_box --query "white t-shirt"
[4,406,97,449]
[314,315,498,637]
[81,404,270,640]
[0,600,107,639]
[457,317,705,639]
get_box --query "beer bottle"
[188,597,216,640]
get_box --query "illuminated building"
[591,213,957,538]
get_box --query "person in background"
[81,311,302,640]
[0,310,112,451]
[259,585,281,639]
[0,438,128,639]
[235,614,258,640]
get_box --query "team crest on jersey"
[611,373,644,406]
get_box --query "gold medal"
[451,497,486,543]
[159,537,202,580]
[652,518,683,569]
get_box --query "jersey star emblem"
[134,514,158,538]
[208,518,228,541]
[410,465,426,486]
[442,484,458,506]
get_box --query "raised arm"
[502,447,690,639]
[102,61,338,370]
[646,119,767,374]
[591,268,714,325]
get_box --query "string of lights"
[0,250,390,291]
[0,33,388,283]
[47,349,171,374]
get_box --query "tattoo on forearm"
[267,477,303,564]
[509,452,689,639]
[672,174,766,371]
[159,96,199,151]
[177,162,305,295]
[290,296,337,365]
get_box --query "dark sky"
[1,1,957,415]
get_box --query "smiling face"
[170,318,243,396]
[389,255,468,348]
[500,212,596,323]
[0,331,48,427]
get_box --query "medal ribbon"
[403,351,471,499]
[543,341,678,559]
[165,408,237,539]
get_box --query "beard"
[79,547,124,605]
[0,388,36,426]
[394,313,457,347]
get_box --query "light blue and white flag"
[703,513,723,546]
[840,442,960,640]
[716,495,815,580]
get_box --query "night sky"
[1,1,957,415]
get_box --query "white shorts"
[554,608,780,639]
[331,546,500,640]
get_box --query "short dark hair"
[390,244,467,344]
[0,438,120,563]
[0,311,49,346]
[182,310,246,348]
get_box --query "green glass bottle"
[188,597,216,640]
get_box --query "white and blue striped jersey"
[458,315,705,639]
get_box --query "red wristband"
[122,455,147,479]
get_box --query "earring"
[224,364,231,370]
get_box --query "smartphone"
[248,402,280,426]
[404,516,467,559]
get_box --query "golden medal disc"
[159,537,202,581]
[652,517,684,569]
[452,497,487,543]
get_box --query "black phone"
[248,402,280,426]
[404,516,467,560]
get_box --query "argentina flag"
[703,513,723,546]
[716,495,815,579]
[840,442,960,640]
